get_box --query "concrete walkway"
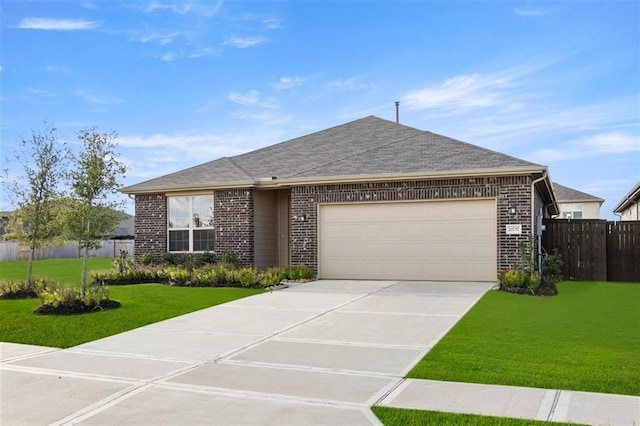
[1,280,638,425]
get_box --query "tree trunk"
[26,246,35,288]
[81,245,89,295]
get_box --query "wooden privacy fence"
[542,219,640,282]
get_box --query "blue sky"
[1,0,638,219]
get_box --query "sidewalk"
[378,378,640,426]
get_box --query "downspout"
[531,173,548,274]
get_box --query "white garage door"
[319,199,496,281]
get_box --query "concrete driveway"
[1,280,492,425]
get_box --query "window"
[168,194,214,252]
[562,210,583,219]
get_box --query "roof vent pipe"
[394,101,400,123]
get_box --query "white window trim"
[167,194,214,252]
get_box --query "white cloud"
[272,76,303,90]
[230,110,292,125]
[229,90,260,106]
[188,47,215,58]
[142,1,222,17]
[531,132,640,163]
[75,90,122,105]
[402,73,516,112]
[81,2,98,10]
[327,77,374,92]
[137,30,181,46]
[262,17,283,30]
[228,90,277,108]
[223,36,265,48]
[515,8,545,17]
[27,88,57,98]
[160,52,177,61]
[18,17,100,31]
[45,65,71,73]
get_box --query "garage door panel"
[319,200,496,281]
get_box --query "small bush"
[35,281,120,315]
[161,252,176,266]
[0,277,56,299]
[259,267,287,287]
[139,253,153,265]
[113,250,134,274]
[498,269,528,288]
[542,249,564,283]
[219,249,239,268]
[237,267,258,287]
[285,264,315,280]
[199,251,216,265]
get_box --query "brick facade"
[213,189,254,266]
[135,175,539,275]
[290,176,535,273]
[134,190,254,266]
[134,194,167,262]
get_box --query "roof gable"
[553,182,604,203]
[122,116,545,193]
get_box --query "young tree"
[66,127,127,293]
[3,123,69,286]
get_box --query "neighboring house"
[112,213,135,239]
[613,181,640,221]
[0,210,134,240]
[552,183,604,219]
[121,116,558,282]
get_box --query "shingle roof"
[122,116,544,193]
[553,182,604,203]
[613,180,640,213]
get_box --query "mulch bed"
[33,299,121,315]
[499,283,558,297]
[0,290,39,299]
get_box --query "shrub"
[0,277,56,299]
[161,252,176,266]
[139,253,153,265]
[498,269,528,288]
[220,249,239,268]
[542,249,564,283]
[34,280,118,314]
[259,267,287,287]
[176,253,194,271]
[285,264,315,280]
[113,250,134,274]
[237,267,258,287]
[199,251,216,265]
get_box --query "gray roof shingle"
[553,182,604,203]
[122,116,544,193]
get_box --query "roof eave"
[613,182,640,213]
[273,166,549,186]
[120,180,257,195]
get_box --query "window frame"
[167,194,215,253]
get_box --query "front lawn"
[1,258,113,286]
[371,407,582,426]
[407,281,640,396]
[0,259,263,348]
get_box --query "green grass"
[0,259,263,348]
[1,258,113,286]
[407,281,640,396]
[371,407,583,426]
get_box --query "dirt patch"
[0,290,39,299]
